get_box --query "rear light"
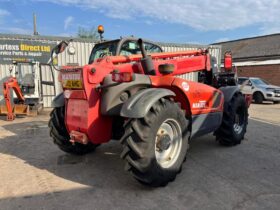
[112,72,135,83]
[224,51,232,71]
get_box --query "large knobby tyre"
[121,99,190,187]
[253,92,264,104]
[215,92,248,146]
[48,106,99,155]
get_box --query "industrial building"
[0,34,221,107]
[214,34,280,86]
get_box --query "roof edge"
[0,33,99,43]
[212,33,280,45]
[0,33,222,49]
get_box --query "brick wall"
[237,64,280,86]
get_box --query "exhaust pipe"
[138,38,147,58]
[138,39,156,75]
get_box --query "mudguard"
[51,92,65,108]
[219,86,239,103]
[101,74,151,116]
[120,88,175,118]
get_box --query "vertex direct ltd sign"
[0,39,57,64]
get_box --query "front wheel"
[215,92,248,146]
[253,92,264,104]
[121,99,190,187]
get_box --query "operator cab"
[88,37,163,64]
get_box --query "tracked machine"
[49,36,250,187]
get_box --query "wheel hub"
[156,134,171,151]
[234,107,245,135]
[155,119,182,169]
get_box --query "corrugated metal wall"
[57,41,95,66]
[0,35,221,107]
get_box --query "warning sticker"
[182,82,189,91]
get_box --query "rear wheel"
[121,99,190,187]
[253,92,264,104]
[48,106,99,155]
[215,92,248,146]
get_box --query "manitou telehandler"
[49,37,250,187]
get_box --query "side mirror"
[224,51,232,71]
[53,41,69,55]
[49,39,72,69]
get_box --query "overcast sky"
[1,0,280,44]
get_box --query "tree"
[77,26,99,40]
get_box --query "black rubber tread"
[120,99,190,187]
[253,92,264,104]
[215,92,248,146]
[48,106,99,155]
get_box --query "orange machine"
[1,77,27,121]
[48,37,251,187]
[1,61,56,121]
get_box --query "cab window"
[120,41,139,56]
[120,41,162,56]
[144,42,162,53]
[88,42,117,64]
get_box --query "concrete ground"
[249,102,280,125]
[0,104,279,210]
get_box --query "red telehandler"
[49,38,250,187]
